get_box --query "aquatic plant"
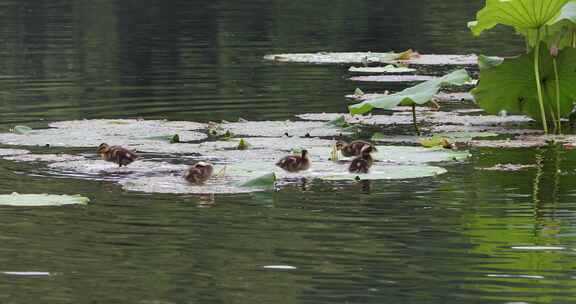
[469,0,576,133]
[348,69,471,134]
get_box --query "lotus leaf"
[468,0,573,39]
[264,52,479,66]
[349,65,416,74]
[0,148,29,156]
[320,165,447,181]
[0,193,89,207]
[472,48,576,121]
[348,69,471,115]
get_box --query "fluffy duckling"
[276,149,311,172]
[349,145,375,174]
[184,161,214,184]
[97,143,138,167]
[336,140,376,157]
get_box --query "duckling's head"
[335,140,346,150]
[301,149,309,158]
[360,145,375,155]
[194,161,214,174]
[97,143,110,154]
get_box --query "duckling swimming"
[336,140,376,157]
[276,149,311,172]
[349,145,375,174]
[184,161,214,184]
[97,143,138,167]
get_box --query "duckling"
[335,140,376,157]
[97,143,138,167]
[184,161,214,184]
[349,145,375,174]
[276,149,311,172]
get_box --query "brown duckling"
[276,149,311,172]
[184,161,214,184]
[97,143,138,167]
[336,140,376,157]
[348,145,375,174]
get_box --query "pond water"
[1,1,576,303]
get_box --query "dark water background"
[2,1,576,303]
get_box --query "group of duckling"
[97,139,376,185]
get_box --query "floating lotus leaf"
[264,52,479,66]
[0,148,29,156]
[0,193,89,207]
[437,132,500,140]
[48,160,187,180]
[222,120,347,138]
[349,70,471,115]
[308,145,469,164]
[469,138,548,148]
[11,125,33,135]
[119,175,260,194]
[350,75,437,83]
[4,154,85,162]
[320,165,447,181]
[472,48,576,121]
[0,119,207,148]
[346,92,474,103]
[430,124,542,135]
[349,65,416,74]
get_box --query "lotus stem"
[411,104,420,136]
[534,35,548,134]
[553,57,562,134]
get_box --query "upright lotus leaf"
[545,2,576,49]
[472,47,576,121]
[469,0,571,39]
[348,69,470,115]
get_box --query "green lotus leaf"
[472,47,576,121]
[239,172,276,189]
[469,0,571,37]
[11,125,33,135]
[348,69,470,115]
[0,193,89,207]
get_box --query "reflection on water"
[0,0,574,303]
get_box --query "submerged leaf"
[348,69,471,115]
[0,193,89,207]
